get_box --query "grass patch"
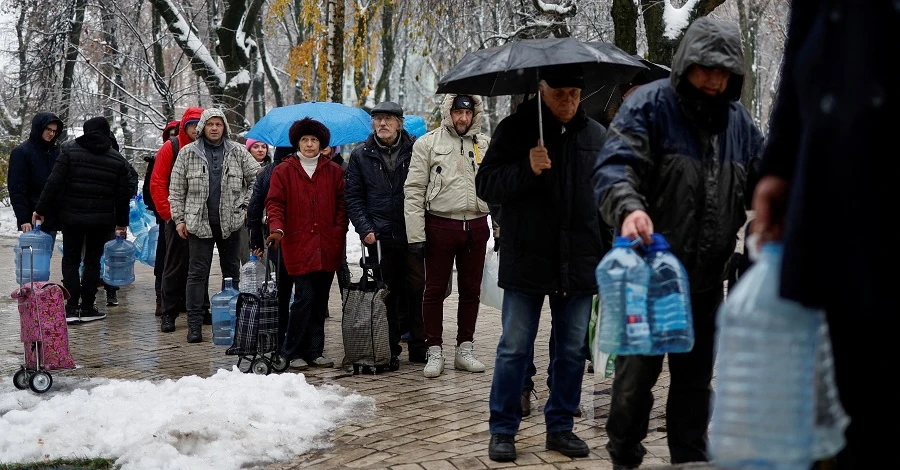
[0,458,117,469]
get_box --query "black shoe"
[488,434,517,462]
[408,349,427,364]
[546,431,589,458]
[160,315,176,333]
[202,312,212,326]
[65,304,81,324]
[106,290,118,307]
[521,389,534,417]
[186,325,202,343]
[79,306,107,322]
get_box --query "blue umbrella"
[246,102,372,147]
[403,114,427,137]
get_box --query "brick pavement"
[0,235,687,469]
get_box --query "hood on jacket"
[162,120,180,143]
[28,112,64,148]
[196,108,231,143]
[177,107,204,148]
[74,116,113,154]
[670,17,745,102]
[440,94,484,138]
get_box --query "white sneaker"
[454,341,486,372]
[423,346,444,378]
[289,358,309,370]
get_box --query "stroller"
[225,247,288,375]
[11,247,76,393]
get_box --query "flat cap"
[370,101,404,118]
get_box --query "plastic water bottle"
[14,221,54,284]
[710,242,820,469]
[144,224,159,267]
[239,254,266,293]
[644,234,694,354]
[102,234,136,286]
[812,320,849,460]
[211,277,240,346]
[595,236,651,355]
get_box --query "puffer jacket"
[8,113,64,232]
[592,17,765,293]
[168,109,261,239]
[344,131,416,246]
[404,94,491,243]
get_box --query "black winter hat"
[82,116,112,137]
[289,117,330,149]
[450,95,475,111]
[541,64,585,89]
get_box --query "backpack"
[141,136,179,216]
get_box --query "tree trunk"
[611,0,638,54]
[327,0,345,103]
[100,0,115,122]
[59,0,87,137]
[256,23,283,107]
[352,7,373,106]
[251,52,265,123]
[640,0,726,67]
[151,10,174,122]
[373,0,395,103]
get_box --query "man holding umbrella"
[475,65,607,462]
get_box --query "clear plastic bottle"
[102,234,136,286]
[710,242,819,469]
[239,254,266,294]
[595,236,651,355]
[644,233,694,355]
[212,277,240,346]
[14,220,54,284]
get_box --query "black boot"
[160,315,176,333]
[546,431,589,458]
[186,324,202,343]
[488,434,517,462]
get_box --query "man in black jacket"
[8,113,64,236]
[33,116,133,323]
[476,65,606,462]
[344,101,426,366]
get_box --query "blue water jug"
[102,234,136,286]
[142,224,159,267]
[212,277,240,346]
[14,221,54,284]
[645,234,694,354]
[710,242,821,469]
[595,236,651,355]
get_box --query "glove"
[493,237,500,253]
[408,242,426,261]
[337,261,352,289]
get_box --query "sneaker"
[423,346,444,378]
[289,358,309,370]
[65,305,80,324]
[186,325,202,343]
[309,356,334,368]
[454,341,485,372]
[545,431,589,458]
[488,433,517,462]
[160,315,176,333]
[106,290,118,307]
[79,306,107,322]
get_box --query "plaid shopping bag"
[226,287,279,356]
[342,241,391,368]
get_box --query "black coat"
[476,99,607,296]
[344,131,416,246]
[34,136,132,228]
[7,113,64,232]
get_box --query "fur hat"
[288,117,330,149]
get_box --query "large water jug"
[645,234,694,354]
[143,224,159,267]
[14,221,54,284]
[595,236,651,355]
[212,277,240,345]
[709,242,820,470]
[239,254,266,293]
[102,234,136,286]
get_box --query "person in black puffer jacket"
[33,116,133,323]
[7,112,64,235]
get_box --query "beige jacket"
[404,94,491,243]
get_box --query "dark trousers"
[274,247,293,344]
[605,288,722,466]
[186,231,241,327]
[153,217,167,295]
[281,270,334,361]
[422,214,489,348]
[161,220,203,317]
[61,224,112,309]
[366,243,426,357]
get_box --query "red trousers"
[422,214,490,348]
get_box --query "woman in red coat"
[266,118,348,370]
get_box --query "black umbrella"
[436,38,647,142]
[581,54,671,125]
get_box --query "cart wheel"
[29,372,52,394]
[250,358,271,376]
[13,368,30,390]
[270,353,289,373]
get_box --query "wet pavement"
[0,235,685,469]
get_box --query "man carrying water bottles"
[591,17,764,469]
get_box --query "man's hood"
[28,112,64,147]
[196,108,231,143]
[440,94,484,137]
[670,17,745,102]
[177,107,204,147]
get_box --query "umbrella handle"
[537,88,544,146]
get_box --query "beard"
[676,81,732,135]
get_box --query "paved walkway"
[0,236,681,469]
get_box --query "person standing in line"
[265,118,347,370]
[345,101,426,367]
[8,113,64,238]
[751,2,894,468]
[476,65,606,462]
[32,116,133,323]
[152,107,204,333]
[238,138,271,266]
[168,108,260,343]
[592,17,764,469]
[404,94,491,378]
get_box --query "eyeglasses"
[372,115,395,123]
[44,128,59,134]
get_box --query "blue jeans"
[489,290,592,435]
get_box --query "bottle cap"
[249,254,258,261]
[612,236,633,248]
[646,233,670,252]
